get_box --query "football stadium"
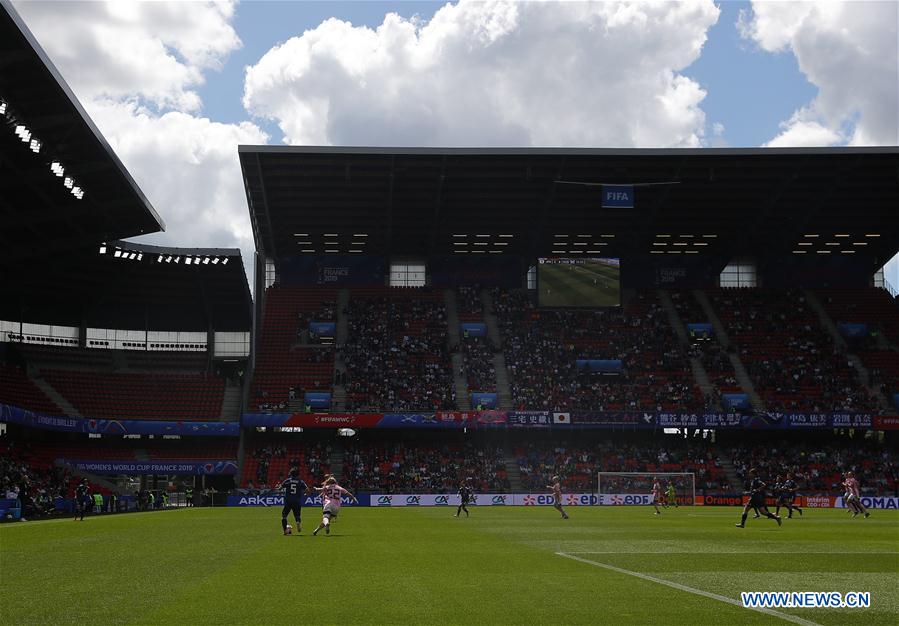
[1,2,898,625]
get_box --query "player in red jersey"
[651,477,663,515]
[842,472,870,518]
[546,475,569,519]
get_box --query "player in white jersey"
[842,471,870,518]
[312,475,358,535]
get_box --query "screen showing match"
[537,257,621,307]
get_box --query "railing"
[882,277,898,299]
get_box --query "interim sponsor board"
[227,494,365,507]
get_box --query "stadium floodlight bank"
[597,472,695,506]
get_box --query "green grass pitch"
[1,506,897,625]
[539,260,620,307]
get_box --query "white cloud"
[85,99,267,256]
[764,108,841,147]
[12,0,266,282]
[740,1,898,147]
[244,0,721,148]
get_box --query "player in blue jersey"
[280,468,308,535]
[73,479,90,521]
[775,472,803,519]
[736,468,781,528]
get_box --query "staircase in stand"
[805,289,891,410]
[29,373,82,418]
[329,443,345,481]
[694,290,767,413]
[445,289,470,409]
[717,456,743,492]
[219,383,242,421]
[482,289,514,409]
[331,288,350,411]
[503,445,523,491]
[659,290,716,406]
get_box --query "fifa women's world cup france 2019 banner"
[62,460,238,475]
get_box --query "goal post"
[597,472,695,506]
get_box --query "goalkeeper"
[665,481,678,508]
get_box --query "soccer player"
[843,471,870,518]
[455,481,472,517]
[73,479,89,521]
[280,468,307,535]
[651,477,663,515]
[665,480,678,509]
[547,475,569,519]
[776,472,803,519]
[735,468,781,528]
[312,476,358,536]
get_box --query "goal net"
[597,472,695,506]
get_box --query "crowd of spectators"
[343,440,509,493]
[709,289,881,414]
[456,285,484,320]
[515,440,728,494]
[341,295,455,411]
[731,440,898,496]
[457,336,497,392]
[242,441,332,489]
[491,289,703,412]
[1,440,74,519]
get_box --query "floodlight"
[29,139,41,153]
[222,258,229,265]
[99,245,107,254]
[50,161,64,176]
[63,177,74,189]
[212,258,219,264]
[113,250,122,258]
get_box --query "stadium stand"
[707,288,880,413]
[515,439,729,493]
[493,289,703,411]
[240,440,331,489]
[343,439,509,493]
[818,287,899,346]
[731,440,899,496]
[458,336,497,393]
[0,364,62,415]
[39,369,225,421]
[340,288,455,411]
[250,285,337,411]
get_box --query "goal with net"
[597,472,695,506]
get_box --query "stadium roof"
[1,242,251,333]
[0,0,163,269]
[239,145,899,274]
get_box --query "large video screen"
[537,257,621,307]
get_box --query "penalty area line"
[555,551,821,626]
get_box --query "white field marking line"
[568,551,899,555]
[556,551,822,626]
